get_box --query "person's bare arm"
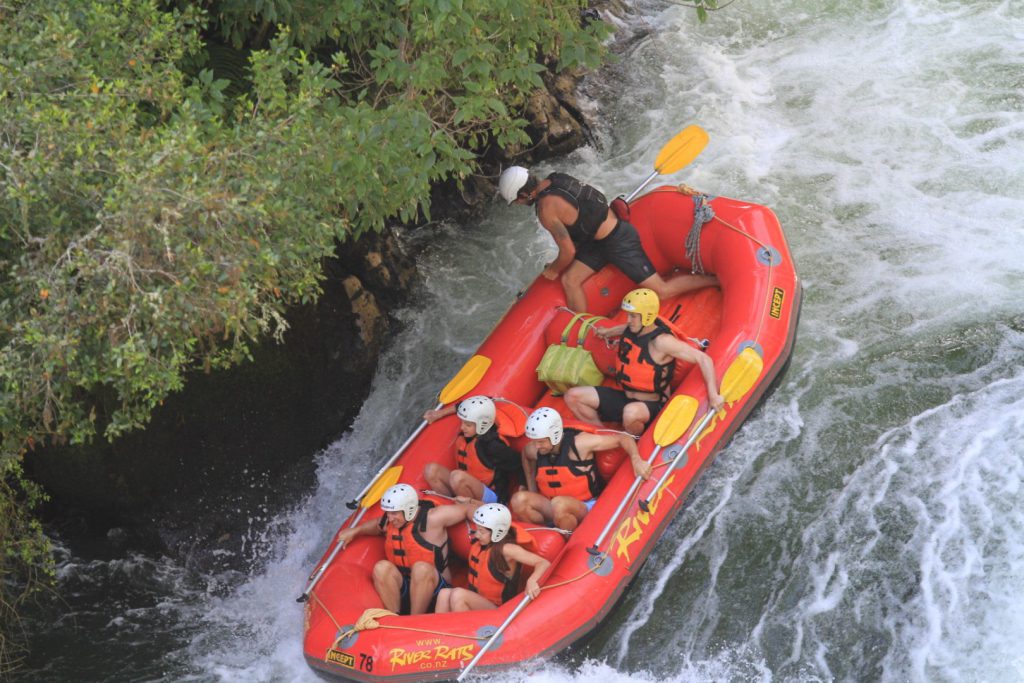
[615,432,650,480]
[521,443,539,493]
[423,403,457,423]
[655,336,724,411]
[503,544,551,599]
[336,517,384,544]
[577,430,649,480]
[428,500,476,531]
[594,323,627,340]
[537,203,576,279]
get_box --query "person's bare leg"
[561,261,596,313]
[450,470,486,500]
[640,272,718,300]
[408,561,440,615]
[371,560,403,613]
[424,463,455,496]
[551,497,588,531]
[510,491,554,525]
[434,588,454,613]
[450,588,498,612]
[565,386,603,426]
[622,401,653,436]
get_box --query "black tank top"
[535,173,609,243]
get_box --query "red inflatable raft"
[301,184,801,681]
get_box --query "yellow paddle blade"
[362,466,404,508]
[438,355,491,404]
[654,125,709,175]
[653,395,699,446]
[720,347,764,403]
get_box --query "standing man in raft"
[499,166,717,313]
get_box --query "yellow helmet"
[621,288,660,327]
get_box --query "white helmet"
[473,503,513,543]
[525,407,563,446]
[498,166,529,204]
[457,396,495,435]
[380,484,419,522]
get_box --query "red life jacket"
[614,320,675,395]
[535,429,604,501]
[380,502,448,575]
[455,430,511,487]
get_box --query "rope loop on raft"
[677,183,716,275]
[331,608,398,651]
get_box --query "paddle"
[623,124,710,203]
[457,592,534,682]
[297,354,490,603]
[344,354,492,512]
[297,466,403,602]
[587,394,699,555]
[638,347,764,512]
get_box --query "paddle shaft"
[298,505,370,601]
[457,594,532,681]
[589,444,665,554]
[301,402,442,601]
[624,169,660,203]
[640,408,716,509]
[346,402,440,508]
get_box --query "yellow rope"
[327,607,504,645]
[310,589,344,637]
[332,607,399,646]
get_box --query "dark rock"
[24,231,416,565]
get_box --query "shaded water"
[21,0,1024,681]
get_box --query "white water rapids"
[25,0,1024,681]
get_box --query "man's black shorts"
[594,386,666,423]
[574,220,656,283]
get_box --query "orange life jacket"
[467,543,521,605]
[467,529,541,605]
[455,430,512,487]
[536,428,604,501]
[614,320,675,395]
[380,502,448,575]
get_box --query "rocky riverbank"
[22,49,608,569]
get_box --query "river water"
[21,0,1024,681]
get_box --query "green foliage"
[0,1,606,656]
[207,0,608,151]
[0,458,53,673]
[0,0,606,462]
